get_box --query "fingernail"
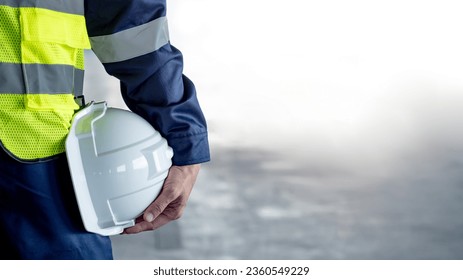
[145,213,154,222]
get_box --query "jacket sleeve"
[84,0,210,165]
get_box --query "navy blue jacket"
[84,0,210,166]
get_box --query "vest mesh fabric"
[0,4,89,160]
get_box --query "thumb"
[143,190,172,222]
[142,169,182,222]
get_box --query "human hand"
[123,164,201,234]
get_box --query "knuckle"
[166,208,184,220]
[149,203,164,215]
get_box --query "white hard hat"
[65,101,173,236]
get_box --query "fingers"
[124,213,172,234]
[143,190,173,223]
[143,164,199,222]
[123,164,201,235]
[143,170,184,222]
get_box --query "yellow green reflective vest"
[0,1,90,161]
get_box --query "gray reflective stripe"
[24,64,74,94]
[73,67,84,97]
[0,63,23,93]
[90,17,170,63]
[0,63,83,96]
[0,0,84,15]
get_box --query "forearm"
[85,0,210,165]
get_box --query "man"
[0,0,210,259]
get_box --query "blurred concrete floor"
[109,142,463,260]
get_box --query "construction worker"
[0,0,210,259]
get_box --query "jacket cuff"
[167,131,210,166]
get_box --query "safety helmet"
[66,101,173,236]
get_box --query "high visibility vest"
[0,1,91,161]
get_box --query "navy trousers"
[0,148,113,259]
